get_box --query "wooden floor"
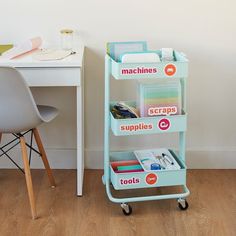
[0,169,235,236]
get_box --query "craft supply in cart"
[137,79,182,117]
[111,101,140,119]
[120,51,161,63]
[106,41,147,61]
[134,148,181,171]
[161,48,175,61]
[110,160,144,173]
[117,164,143,172]
[150,163,162,170]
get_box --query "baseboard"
[0,148,236,169]
[185,149,236,169]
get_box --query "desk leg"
[77,86,84,196]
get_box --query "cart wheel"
[178,198,189,210]
[121,203,132,216]
[102,175,105,185]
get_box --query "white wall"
[0,0,236,168]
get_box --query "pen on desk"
[162,153,174,165]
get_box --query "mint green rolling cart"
[103,50,190,215]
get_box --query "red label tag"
[164,64,176,76]
[158,118,171,131]
[146,173,158,185]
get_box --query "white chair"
[0,67,58,219]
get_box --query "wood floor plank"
[0,169,235,236]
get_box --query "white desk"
[0,47,85,196]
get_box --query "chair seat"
[37,105,59,123]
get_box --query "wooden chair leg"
[20,136,37,220]
[32,128,56,187]
[0,133,2,143]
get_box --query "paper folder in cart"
[137,79,182,117]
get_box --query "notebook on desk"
[0,44,13,55]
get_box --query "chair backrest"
[0,67,42,133]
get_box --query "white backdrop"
[0,0,236,168]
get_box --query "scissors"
[155,153,174,169]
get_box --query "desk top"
[0,46,84,68]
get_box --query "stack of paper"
[1,37,42,59]
[137,79,182,117]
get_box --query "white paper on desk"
[32,49,72,61]
[1,37,42,59]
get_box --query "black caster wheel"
[178,198,189,210]
[121,203,132,216]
